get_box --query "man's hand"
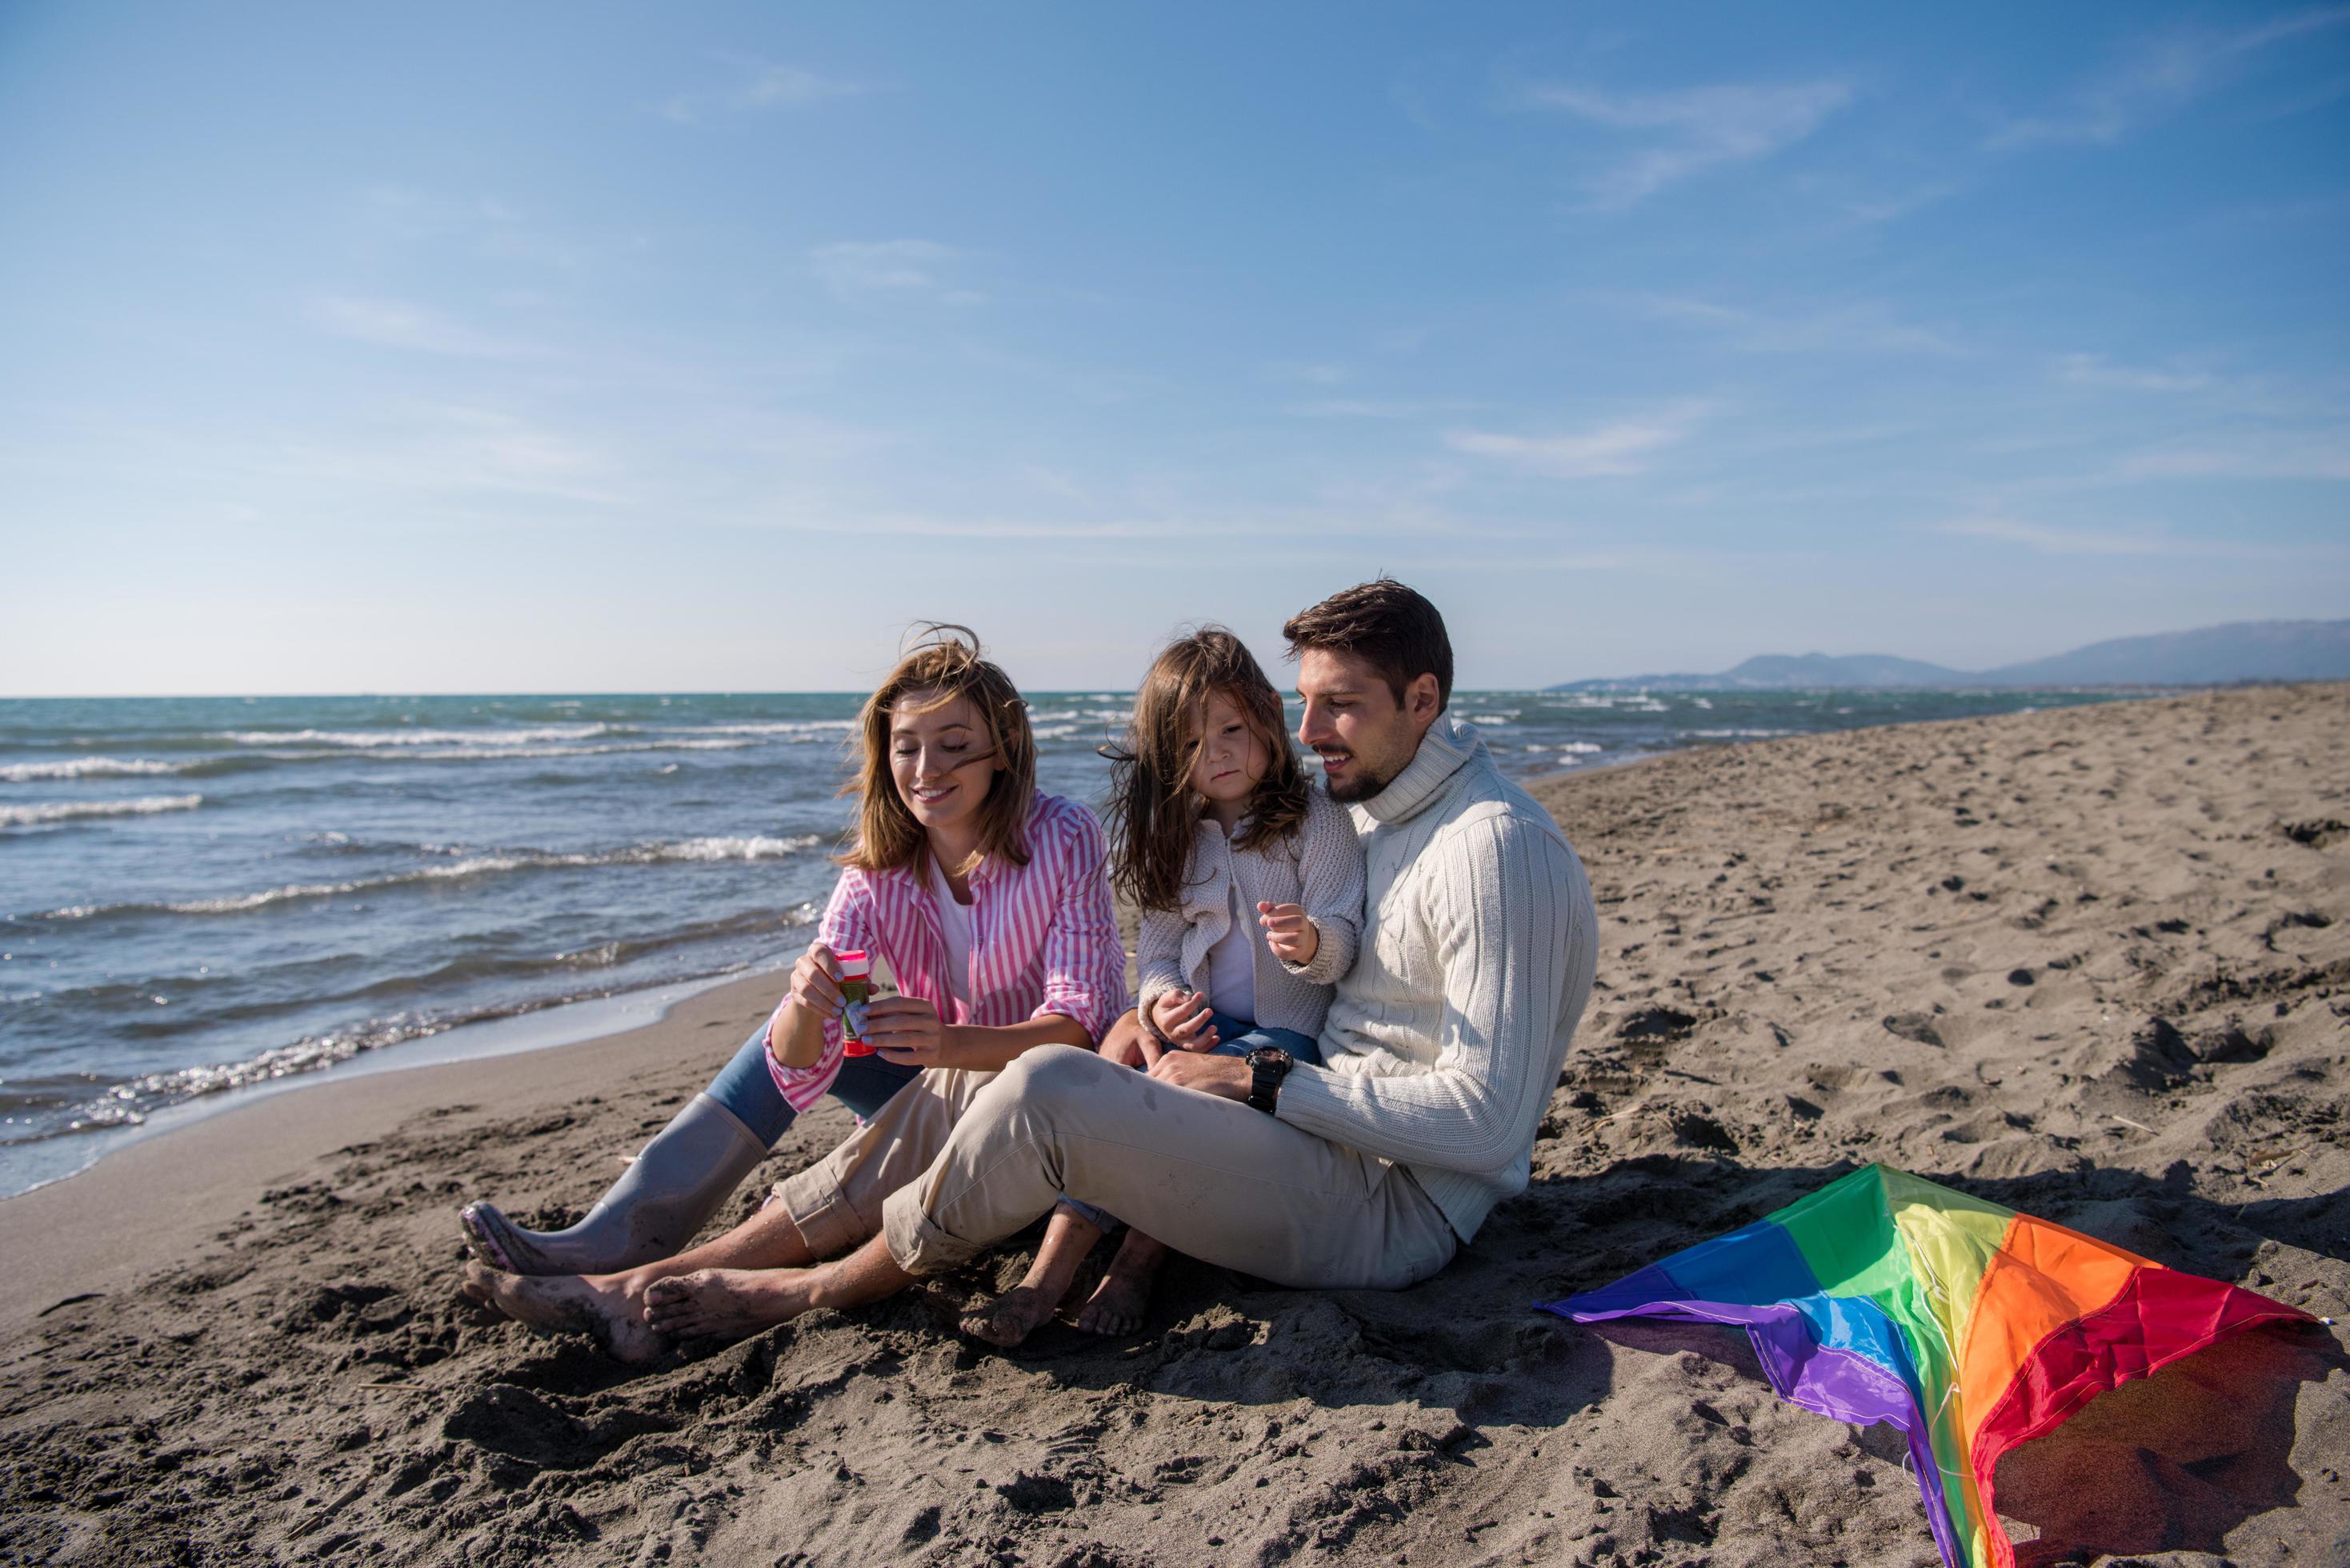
[1148,1050,1251,1102]
[1258,902,1319,966]
[1148,988,1221,1053]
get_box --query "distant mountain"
[1551,618,2350,691]
[1980,620,2350,686]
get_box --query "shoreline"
[0,966,792,1330]
[0,963,787,1202]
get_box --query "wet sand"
[2,682,2345,1566]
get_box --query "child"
[959,626,1365,1346]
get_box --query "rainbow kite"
[1539,1164,2310,1568]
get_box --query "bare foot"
[458,1262,664,1364]
[958,1283,1064,1348]
[1076,1233,1166,1336]
[641,1268,815,1342]
[956,1202,1103,1349]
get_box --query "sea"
[0,686,2132,1194]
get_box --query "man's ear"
[1406,672,1443,724]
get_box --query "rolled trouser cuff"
[883,1181,980,1276]
[777,1162,871,1261]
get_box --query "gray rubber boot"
[459,1093,770,1276]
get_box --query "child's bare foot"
[958,1283,1063,1347]
[459,1262,664,1364]
[1076,1232,1166,1336]
[956,1202,1104,1350]
[640,1269,815,1342]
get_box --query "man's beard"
[1319,749,1399,803]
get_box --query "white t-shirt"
[925,853,975,1009]
[1201,880,1257,1023]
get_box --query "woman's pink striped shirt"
[766,791,1127,1110]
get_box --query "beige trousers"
[775,1045,1457,1290]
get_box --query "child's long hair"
[1104,626,1309,912]
[840,624,1036,879]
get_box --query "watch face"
[1248,1046,1294,1073]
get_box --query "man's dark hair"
[1281,578,1453,712]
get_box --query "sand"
[2,682,2344,1567]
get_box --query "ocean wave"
[215,724,616,749]
[672,720,857,737]
[26,833,824,920]
[406,738,760,761]
[1,794,203,828]
[48,922,812,1133]
[1524,742,1605,754]
[0,756,186,782]
[1468,713,1520,726]
[1691,727,1796,738]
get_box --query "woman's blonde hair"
[1103,626,1308,912]
[839,625,1036,878]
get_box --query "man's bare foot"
[640,1268,815,1342]
[459,1262,664,1364]
[958,1283,1066,1348]
[1076,1233,1166,1336]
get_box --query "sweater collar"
[1363,713,1482,826]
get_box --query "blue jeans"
[1193,1010,1323,1066]
[704,1025,923,1146]
[1059,1011,1323,1233]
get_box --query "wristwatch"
[1244,1046,1295,1114]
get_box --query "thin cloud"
[1988,6,2350,148]
[306,294,533,358]
[661,54,868,122]
[1631,293,1963,357]
[2116,435,2350,482]
[1934,517,2348,565]
[1521,78,1852,207]
[809,240,985,303]
[1932,517,2180,556]
[421,405,625,504]
[2055,354,2211,393]
[1260,360,1349,386]
[1283,398,1488,421]
[1446,405,1707,478]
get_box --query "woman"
[458,626,1125,1286]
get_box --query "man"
[462,580,1596,1356]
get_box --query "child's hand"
[1149,988,1221,1052]
[1258,902,1319,966]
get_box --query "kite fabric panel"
[1538,1163,2311,1568]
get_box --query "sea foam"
[0,756,185,782]
[217,725,615,748]
[1,794,204,827]
[27,834,824,920]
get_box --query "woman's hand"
[863,994,954,1067]
[1257,902,1319,966]
[769,940,844,1070]
[1149,988,1221,1053]
[787,941,845,1020]
[1098,1009,1159,1069]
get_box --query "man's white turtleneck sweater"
[1272,713,1598,1242]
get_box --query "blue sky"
[2,2,2345,694]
